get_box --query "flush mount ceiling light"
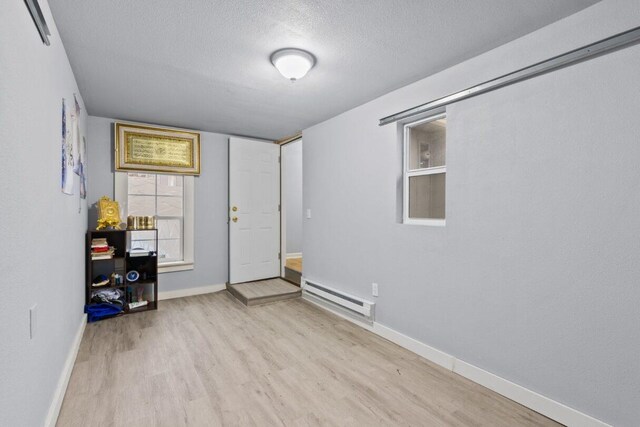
[271,48,315,81]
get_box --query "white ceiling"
[49,0,599,140]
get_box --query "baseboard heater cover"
[302,278,375,321]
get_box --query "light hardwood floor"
[285,257,302,273]
[57,292,558,426]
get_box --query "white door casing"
[229,137,280,284]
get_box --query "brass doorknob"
[232,217,238,222]
[232,206,238,212]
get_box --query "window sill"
[404,218,446,227]
[159,261,194,273]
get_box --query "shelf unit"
[86,229,158,319]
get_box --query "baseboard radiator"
[302,278,375,323]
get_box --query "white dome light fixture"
[271,48,315,81]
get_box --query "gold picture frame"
[114,122,200,175]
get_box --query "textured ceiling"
[49,0,599,139]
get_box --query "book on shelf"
[92,247,114,253]
[91,246,115,260]
[91,238,108,247]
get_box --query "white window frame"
[403,113,446,227]
[115,172,195,273]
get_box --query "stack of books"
[91,238,115,260]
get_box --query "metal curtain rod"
[379,26,640,126]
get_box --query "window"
[403,114,446,226]
[115,172,194,272]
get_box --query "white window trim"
[114,172,195,273]
[403,113,446,227]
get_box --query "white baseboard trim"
[158,283,226,301]
[286,252,302,259]
[372,322,454,371]
[452,359,608,427]
[45,313,87,427]
[302,295,610,427]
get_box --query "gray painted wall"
[0,1,88,425]
[302,1,640,425]
[87,116,229,292]
[283,140,303,254]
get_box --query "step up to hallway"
[284,256,302,286]
[227,278,301,306]
[284,266,302,286]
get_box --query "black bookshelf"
[86,229,158,319]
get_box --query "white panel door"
[229,137,280,284]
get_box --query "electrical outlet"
[306,209,312,219]
[372,282,379,297]
[29,304,37,339]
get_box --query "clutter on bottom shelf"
[84,303,123,322]
[126,285,145,303]
[128,301,148,310]
[92,288,125,306]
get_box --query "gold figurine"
[96,196,123,230]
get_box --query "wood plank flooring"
[57,292,559,426]
[227,278,301,306]
[285,257,302,273]
[284,257,303,285]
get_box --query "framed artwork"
[79,136,87,199]
[114,122,200,175]
[61,98,73,195]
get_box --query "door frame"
[278,136,302,279]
